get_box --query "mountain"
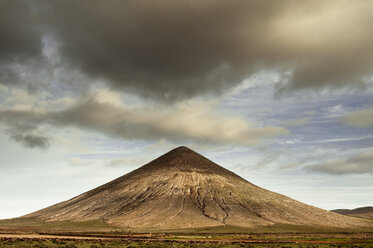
[26,146,372,229]
[332,207,373,220]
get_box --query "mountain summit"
[135,146,241,177]
[26,146,371,229]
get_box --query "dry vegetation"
[1,232,373,248]
[1,218,373,247]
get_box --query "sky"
[0,0,373,219]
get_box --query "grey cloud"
[305,152,373,175]
[0,0,41,63]
[39,0,373,99]
[0,98,289,147]
[2,0,373,99]
[0,0,42,89]
[38,0,277,100]
[4,123,50,149]
[9,133,50,149]
[0,0,44,91]
[342,109,373,128]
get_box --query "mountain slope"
[26,146,372,229]
[332,207,373,220]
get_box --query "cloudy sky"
[1,0,373,219]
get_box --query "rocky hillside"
[26,146,372,229]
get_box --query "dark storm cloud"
[39,0,283,100]
[0,0,41,61]
[0,0,43,90]
[1,0,373,99]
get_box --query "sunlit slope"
[26,147,372,229]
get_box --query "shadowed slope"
[332,207,373,220]
[26,146,372,229]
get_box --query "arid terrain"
[1,232,373,248]
[1,147,372,247]
[23,146,372,229]
[332,207,373,220]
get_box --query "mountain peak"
[172,145,193,151]
[138,146,232,175]
[166,146,196,156]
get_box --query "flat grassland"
[1,234,373,248]
[1,218,372,248]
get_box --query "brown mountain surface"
[332,207,373,220]
[25,146,372,229]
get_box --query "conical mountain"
[26,146,372,229]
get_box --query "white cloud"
[282,117,309,127]
[342,108,373,127]
[305,151,373,175]
[0,93,289,148]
